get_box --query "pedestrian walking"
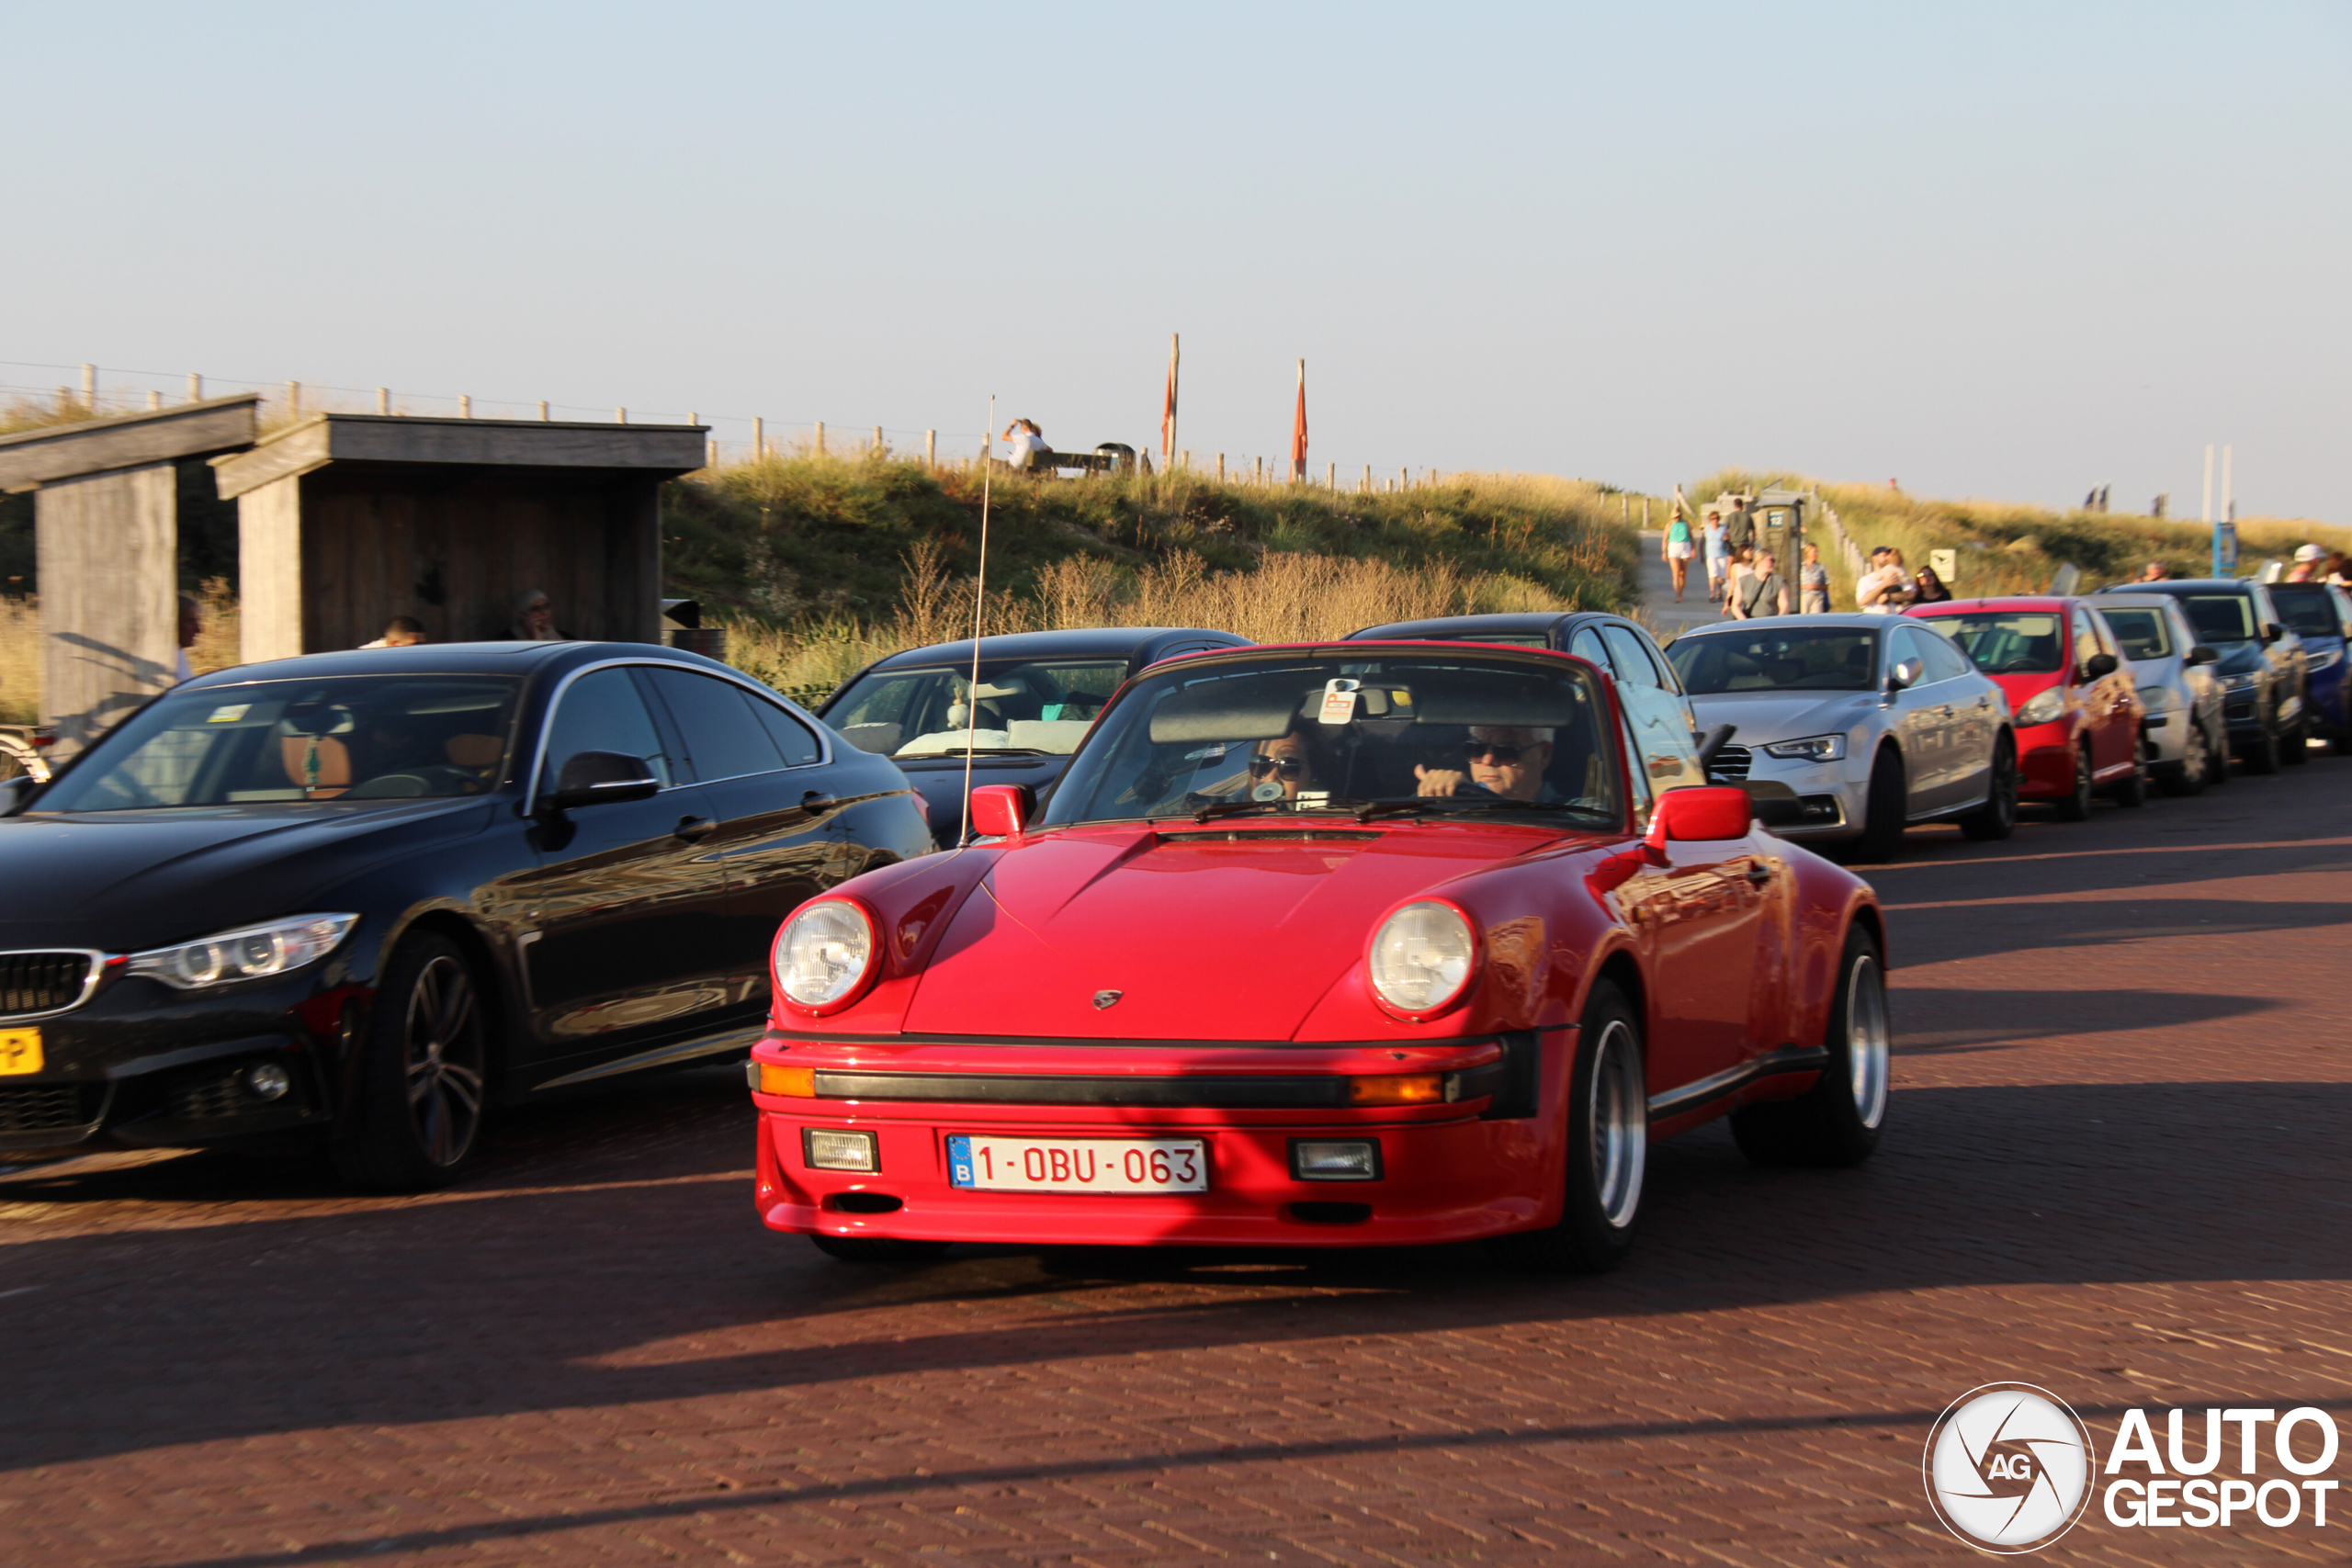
[1702,511,1730,604]
[1662,497,1696,602]
[1798,543,1830,615]
[1729,548,1788,620]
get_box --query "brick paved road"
[4,761,2349,1567]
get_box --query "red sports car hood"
[902,823,1549,1040]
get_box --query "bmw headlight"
[2013,687,2067,727]
[128,914,358,990]
[1368,900,1479,1019]
[1760,734,1846,762]
[2220,671,2260,692]
[774,899,878,1013]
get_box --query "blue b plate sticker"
[946,1134,976,1188]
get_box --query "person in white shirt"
[1855,547,1914,615]
[1001,420,1049,471]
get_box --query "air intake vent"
[0,1083,101,1134]
[0,952,96,1018]
[1708,745,1753,782]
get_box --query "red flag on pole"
[1290,359,1307,480]
[1160,333,1180,468]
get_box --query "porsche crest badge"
[1092,989,1123,1010]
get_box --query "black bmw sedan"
[0,642,931,1189]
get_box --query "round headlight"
[1368,900,1479,1019]
[774,899,878,1012]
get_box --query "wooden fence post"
[375,388,390,415]
[82,364,96,408]
[1327,461,1335,489]
[755,417,766,458]
[1252,456,1262,484]
[538,400,550,421]
[707,440,719,468]
[616,407,628,423]
[286,381,301,419]
[187,372,202,403]
[1216,454,1226,481]
[814,422,825,456]
[458,395,472,419]
[1643,496,1650,527]
[924,429,935,467]
[872,424,883,455]
[145,390,160,410]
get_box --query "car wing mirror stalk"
[543,750,661,812]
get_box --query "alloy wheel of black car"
[1731,927,1889,1168]
[332,933,488,1191]
[1959,736,2018,840]
[2054,745,2094,821]
[1490,980,1645,1275]
[2158,719,2211,797]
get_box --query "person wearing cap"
[2287,544,2325,582]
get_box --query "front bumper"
[2017,724,2078,798]
[1726,754,1858,840]
[749,1036,1560,1248]
[0,966,360,1157]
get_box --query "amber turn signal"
[757,1064,815,1097]
[1344,1073,1445,1106]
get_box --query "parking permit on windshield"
[1318,679,1361,725]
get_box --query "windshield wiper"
[1352,795,1613,824]
[1184,797,1361,824]
[899,746,1051,759]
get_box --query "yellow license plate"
[0,1028,41,1075]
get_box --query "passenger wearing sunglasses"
[1413,725,1557,802]
[1244,729,1320,801]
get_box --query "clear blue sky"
[7,2,2346,519]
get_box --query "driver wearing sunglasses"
[1244,730,1318,800]
[1414,725,1557,802]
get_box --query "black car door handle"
[673,816,718,841]
[801,790,835,809]
[1744,862,1773,886]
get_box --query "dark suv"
[2098,580,2310,773]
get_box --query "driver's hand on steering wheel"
[1415,764,1470,797]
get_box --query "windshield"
[1039,653,1623,828]
[2097,608,2172,661]
[2266,585,2344,640]
[1914,613,2063,674]
[826,658,1127,758]
[2173,592,2257,643]
[1667,628,1881,693]
[40,676,521,812]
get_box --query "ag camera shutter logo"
[1923,1382,2094,1552]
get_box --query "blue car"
[2265,581,2352,753]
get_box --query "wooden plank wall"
[237,475,305,664]
[291,471,662,651]
[37,464,179,754]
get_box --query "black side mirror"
[2083,651,2119,680]
[545,750,659,811]
[2263,623,2285,645]
[1886,657,1925,693]
[0,775,34,816]
[2188,644,2217,667]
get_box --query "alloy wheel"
[1588,1018,1647,1229]
[402,955,485,1168]
[1845,954,1892,1130]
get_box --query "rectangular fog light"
[1291,1139,1382,1182]
[802,1127,878,1173]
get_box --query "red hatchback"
[1906,597,2143,818]
[748,643,1890,1273]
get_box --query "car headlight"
[127,914,358,990]
[2135,684,2175,711]
[2219,671,2260,692]
[1759,734,1846,762]
[2308,648,2343,672]
[1367,900,1479,1019]
[774,898,878,1013]
[2013,687,2067,727]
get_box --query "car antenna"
[957,393,994,848]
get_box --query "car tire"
[808,1235,954,1264]
[2053,744,2094,821]
[2240,716,2280,775]
[2280,712,2311,766]
[1489,980,1645,1275]
[2157,718,2211,797]
[1729,927,1890,1169]
[2110,754,2147,807]
[331,932,489,1192]
[1851,750,1907,863]
[1958,735,2018,840]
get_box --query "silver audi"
[1664,614,2019,863]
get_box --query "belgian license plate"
[0,1028,40,1075]
[945,1134,1206,1193]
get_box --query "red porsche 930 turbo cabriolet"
[748,643,1890,1272]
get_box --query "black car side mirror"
[1886,657,1925,693]
[2188,644,2217,667]
[2263,623,2285,645]
[2082,651,2119,681]
[545,750,660,811]
[0,775,34,816]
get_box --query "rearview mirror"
[968,784,1029,840]
[1887,657,1925,692]
[1644,786,1752,853]
[546,750,660,810]
[2188,644,2217,667]
[2082,651,2119,681]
